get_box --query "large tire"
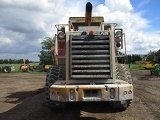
[110,100,132,109]
[110,64,132,109]
[45,66,66,110]
[2,66,11,73]
[116,64,132,84]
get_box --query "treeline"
[126,54,142,63]
[0,55,144,64]
[0,59,35,64]
[117,54,143,64]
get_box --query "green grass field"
[127,63,144,70]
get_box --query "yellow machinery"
[44,65,52,72]
[141,50,160,70]
[45,2,133,110]
[141,61,155,69]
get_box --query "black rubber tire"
[2,66,11,73]
[45,65,66,110]
[110,100,132,109]
[116,64,132,84]
[112,64,132,109]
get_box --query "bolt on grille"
[70,35,111,79]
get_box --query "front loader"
[45,2,133,110]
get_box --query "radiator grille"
[70,35,111,79]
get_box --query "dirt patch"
[0,71,160,120]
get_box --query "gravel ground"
[0,70,160,120]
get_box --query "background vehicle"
[0,66,12,73]
[141,49,160,70]
[19,59,32,72]
[45,2,133,110]
[141,61,155,69]
[36,63,45,72]
[44,65,52,72]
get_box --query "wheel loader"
[45,2,133,110]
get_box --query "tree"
[131,54,142,63]
[0,59,4,64]
[146,51,155,61]
[8,59,12,64]
[154,49,160,56]
[38,37,54,65]
[4,59,8,64]
[126,54,142,64]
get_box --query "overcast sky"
[0,0,160,61]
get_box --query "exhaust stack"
[85,2,92,26]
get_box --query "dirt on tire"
[0,70,160,120]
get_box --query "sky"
[0,0,160,61]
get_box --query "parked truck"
[45,2,133,110]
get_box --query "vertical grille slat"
[70,35,111,79]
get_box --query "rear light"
[70,89,75,100]
[57,32,65,39]
[114,29,123,49]
[115,31,122,38]
[116,42,121,47]
[110,88,115,99]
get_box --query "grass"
[127,63,144,70]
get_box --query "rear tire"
[116,64,132,84]
[45,66,66,110]
[110,100,132,109]
[113,64,132,109]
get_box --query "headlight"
[58,32,65,39]
[115,31,122,38]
